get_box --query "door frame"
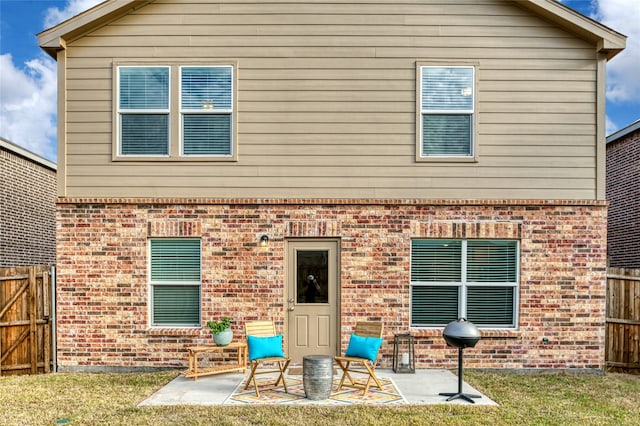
[284,238,341,359]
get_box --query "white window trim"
[116,65,171,158]
[179,65,234,158]
[148,238,202,329]
[415,62,479,163]
[409,239,520,329]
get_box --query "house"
[606,119,640,269]
[0,137,57,267]
[38,0,626,372]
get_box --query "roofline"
[606,119,640,144]
[38,0,626,60]
[38,0,153,58]
[516,0,626,60]
[0,137,57,171]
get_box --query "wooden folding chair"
[334,321,384,395]
[244,320,291,397]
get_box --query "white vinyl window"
[410,239,519,328]
[180,66,233,156]
[115,64,236,160]
[117,66,170,156]
[419,66,475,158]
[149,238,201,327]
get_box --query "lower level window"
[410,239,519,328]
[150,238,201,327]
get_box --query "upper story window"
[115,63,235,161]
[118,66,170,156]
[180,66,233,156]
[417,64,476,161]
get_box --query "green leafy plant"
[206,317,231,334]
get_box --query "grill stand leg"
[439,347,481,404]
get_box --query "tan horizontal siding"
[101,23,573,38]
[66,153,595,168]
[65,57,597,71]
[137,2,527,16]
[71,110,601,126]
[73,35,590,50]
[67,175,594,190]
[65,140,595,158]
[236,68,596,81]
[66,46,593,59]
[62,186,597,200]
[62,0,600,200]
[67,164,594,179]
[65,74,596,93]
[65,132,596,148]
[200,101,591,114]
[238,90,594,103]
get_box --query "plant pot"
[213,329,233,346]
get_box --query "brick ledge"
[410,328,522,339]
[56,197,608,207]
[147,328,202,337]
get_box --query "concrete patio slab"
[138,369,497,406]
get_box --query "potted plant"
[206,317,233,346]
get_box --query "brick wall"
[0,148,56,267]
[606,129,640,268]
[55,198,607,371]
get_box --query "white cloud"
[0,1,104,162]
[605,115,618,135]
[0,54,58,161]
[44,0,105,28]
[594,0,640,103]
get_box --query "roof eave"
[597,40,625,62]
[37,0,152,58]
[606,119,640,144]
[0,137,57,171]
[37,0,627,61]
[515,0,626,60]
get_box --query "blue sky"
[1,0,639,162]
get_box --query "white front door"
[285,239,339,362]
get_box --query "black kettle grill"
[439,318,482,403]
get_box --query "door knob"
[288,298,294,303]
[288,306,295,311]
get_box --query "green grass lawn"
[0,370,638,425]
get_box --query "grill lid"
[442,318,481,348]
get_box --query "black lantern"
[392,333,415,373]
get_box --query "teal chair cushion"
[345,333,383,362]
[247,334,285,361]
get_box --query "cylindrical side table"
[302,355,334,400]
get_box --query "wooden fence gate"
[606,267,640,374]
[0,266,53,376]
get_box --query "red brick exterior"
[606,127,640,269]
[55,198,607,371]
[0,145,56,267]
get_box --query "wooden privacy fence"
[0,266,53,376]
[606,267,640,373]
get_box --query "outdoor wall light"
[260,235,269,247]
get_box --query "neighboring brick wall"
[0,148,56,267]
[55,198,607,371]
[606,129,640,269]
